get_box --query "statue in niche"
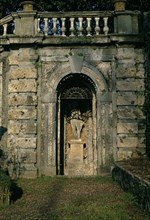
[70,109,84,140]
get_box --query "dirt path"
[0,176,149,220]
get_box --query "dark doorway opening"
[56,73,96,176]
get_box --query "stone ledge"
[0,34,144,46]
[112,158,150,213]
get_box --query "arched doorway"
[56,73,97,176]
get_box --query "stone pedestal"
[114,11,140,34]
[69,140,83,163]
[67,140,84,175]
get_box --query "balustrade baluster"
[3,24,7,36]
[103,17,109,35]
[61,18,66,36]
[37,18,40,33]
[44,18,48,35]
[53,18,57,35]
[13,20,15,34]
[78,17,83,36]
[70,18,75,36]
[95,17,100,35]
[87,18,91,36]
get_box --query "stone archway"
[57,73,97,176]
[39,61,112,177]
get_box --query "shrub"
[0,169,12,206]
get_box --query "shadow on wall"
[0,126,7,167]
[0,126,23,203]
[0,126,7,141]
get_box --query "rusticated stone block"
[117,135,138,148]
[117,92,145,106]
[8,120,36,134]
[135,49,145,63]
[117,106,145,120]
[7,137,37,149]
[8,107,37,120]
[41,56,68,62]
[18,48,38,62]
[117,122,138,134]
[138,123,146,134]
[117,92,137,105]
[17,163,38,178]
[116,68,136,78]
[9,67,37,79]
[117,48,135,60]
[8,79,37,93]
[116,79,145,91]
[138,134,146,148]
[117,60,135,68]
[16,149,37,163]
[8,94,37,106]
[117,149,133,160]
[8,51,19,65]
[136,68,145,78]
[39,48,70,57]
[137,92,145,105]
[21,170,38,179]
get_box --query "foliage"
[0,148,26,180]
[0,169,12,206]
[0,0,150,18]
[0,169,12,190]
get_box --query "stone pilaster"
[7,47,38,178]
[116,46,146,160]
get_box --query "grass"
[0,176,149,220]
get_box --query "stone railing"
[0,14,14,36]
[0,10,141,37]
[0,11,114,37]
[36,11,114,36]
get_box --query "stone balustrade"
[36,12,113,36]
[0,10,141,37]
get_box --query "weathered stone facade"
[0,5,147,178]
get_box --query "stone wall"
[0,41,146,178]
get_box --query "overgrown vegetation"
[0,176,149,219]
[0,169,12,206]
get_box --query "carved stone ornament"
[113,0,127,11]
[21,1,35,12]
